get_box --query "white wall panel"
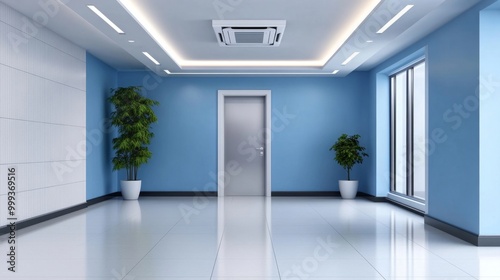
[0,20,85,91]
[26,30,85,90]
[0,161,85,195]
[0,182,86,226]
[0,2,85,62]
[0,24,29,71]
[0,2,86,227]
[0,64,28,118]
[0,119,86,163]
[0,65,85,126]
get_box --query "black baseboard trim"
[425,216,500,246]
[359,193,387,202]
[0,203,87,235]
[87,192,121,206]
[0,192,122,235]
[139,191,218,197]
[270,191,387,203]
[271,191,340,196]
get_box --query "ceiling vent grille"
[212,20,286,47]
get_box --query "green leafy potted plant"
[109,86,159,200]
[329,134,368,199]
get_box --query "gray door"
[224,96,265,196]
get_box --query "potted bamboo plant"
[329,134,368,199]
[109,86,159,200]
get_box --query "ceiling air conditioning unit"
[212,20,286,47]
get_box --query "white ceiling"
[1,0,484,76]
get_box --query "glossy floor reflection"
[1,196,500,279]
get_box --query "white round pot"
[121,180,141,200]
[339,180,358,199]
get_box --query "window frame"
[389,59,426,206]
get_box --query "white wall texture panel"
[0,119,86,163]
[0,2,86,227]
[0,23,85,91]
[0,2,85,62]
[0,162,85,195]
[0,65,86,126]
[0,182,86,223]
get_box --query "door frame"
[217,90,272,197]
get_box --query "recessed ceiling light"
[128,40,135,43]
[341,52,360,66]
[366,40,374,43]
[164,70,171,74]
[332,70,340,75]
[142,52,160,65]
[87,5,125,34]
[376,5,414,34]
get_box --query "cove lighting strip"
[117,0,380,68]
[162,71,342,75]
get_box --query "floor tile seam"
[354,201,427,239]
[380,215,479,276]
[397,237,475,277]
[120,213,186,280]
[314,201,426,248]
[314,202,477,279]
[265,216,282,280]
[210,226,227,279]
[344,203,397,233]
[311,205,387,280]
[408,230,469,254]
[311,204,353,241]
[437,257,479,279]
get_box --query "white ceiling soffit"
[0,0,144,70]
[6,0,481,76]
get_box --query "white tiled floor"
[1,196,500,279]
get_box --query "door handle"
[255,147,264,151]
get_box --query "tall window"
[390,61,426,202]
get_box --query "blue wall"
[424,8,481,234]
[86,53,118,200]
[84,0,500,237]
[367,72,391,198]
[117,74,371,193]
[369,1,500,235]
[479,9,500,235]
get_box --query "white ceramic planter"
[339,180,358,199]
[121,180,141,200]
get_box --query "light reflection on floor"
[1,196,499,279]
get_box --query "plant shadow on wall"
[330,134,368,199]
[109,86,159,200]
